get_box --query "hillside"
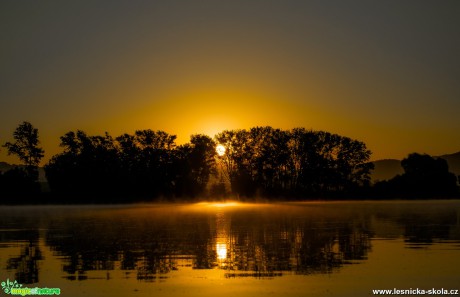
[439,152,460,177]
[371,151,460,182]
[371,159,404,182]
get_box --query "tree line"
[1,122,458,203]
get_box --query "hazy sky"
[1,0,459,163]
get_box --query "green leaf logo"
[1,279,22,294]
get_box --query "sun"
[216,144,226,156]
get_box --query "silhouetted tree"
[287,129,373,196]
[3,122,44,168]
[1,122,44,198]
[3,121,44,179]
[0,167,41,199]
[189,135,217,188]
[215,130,246,182]
[45,131,121,202]
[170,135,217,198]
[374,153,458,198]
[246,127,291,195]
[115,133,142,196]
[215,129,256,196]
[132,130,177,198]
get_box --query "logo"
[1,279,60,296]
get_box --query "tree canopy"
[45,130,217,202]
[215,127,373,198]
[3,121,44,168]
[374,153,458,198]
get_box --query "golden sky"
[1,1,459,163]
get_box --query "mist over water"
[0,201,459,297]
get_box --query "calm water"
[0,201,459,297]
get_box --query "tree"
[3,122,44,168]
[133,130,177,197]
[168,135,217,198]
[287,129,373,196]
[3,121,44,182]
[187,134,217,192]
[243,127,291,196]
[45,130,122,202]
[375,153,458,198]
[400,153,458,197]
[2,122,44,198]
[215,129,253,196]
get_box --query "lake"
[1,201,459,297]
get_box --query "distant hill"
[0,162,47,182]
[371,151,460,183]
[371,159,404,182]
[439,152,460,177]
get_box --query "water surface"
[0,201,459,296]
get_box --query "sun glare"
[211,202,239,208]
[216,243,227,260]
[216,144,226,156]
[194,201,241,208]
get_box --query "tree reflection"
[1,203,458,283]
[43,208,374,280]
[6,241,42,284]
[400,211,457,245]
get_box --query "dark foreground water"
[0,201,459,297]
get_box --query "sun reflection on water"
[214,210,231,266]
[194,201,241,208]
[216,243,227,260]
